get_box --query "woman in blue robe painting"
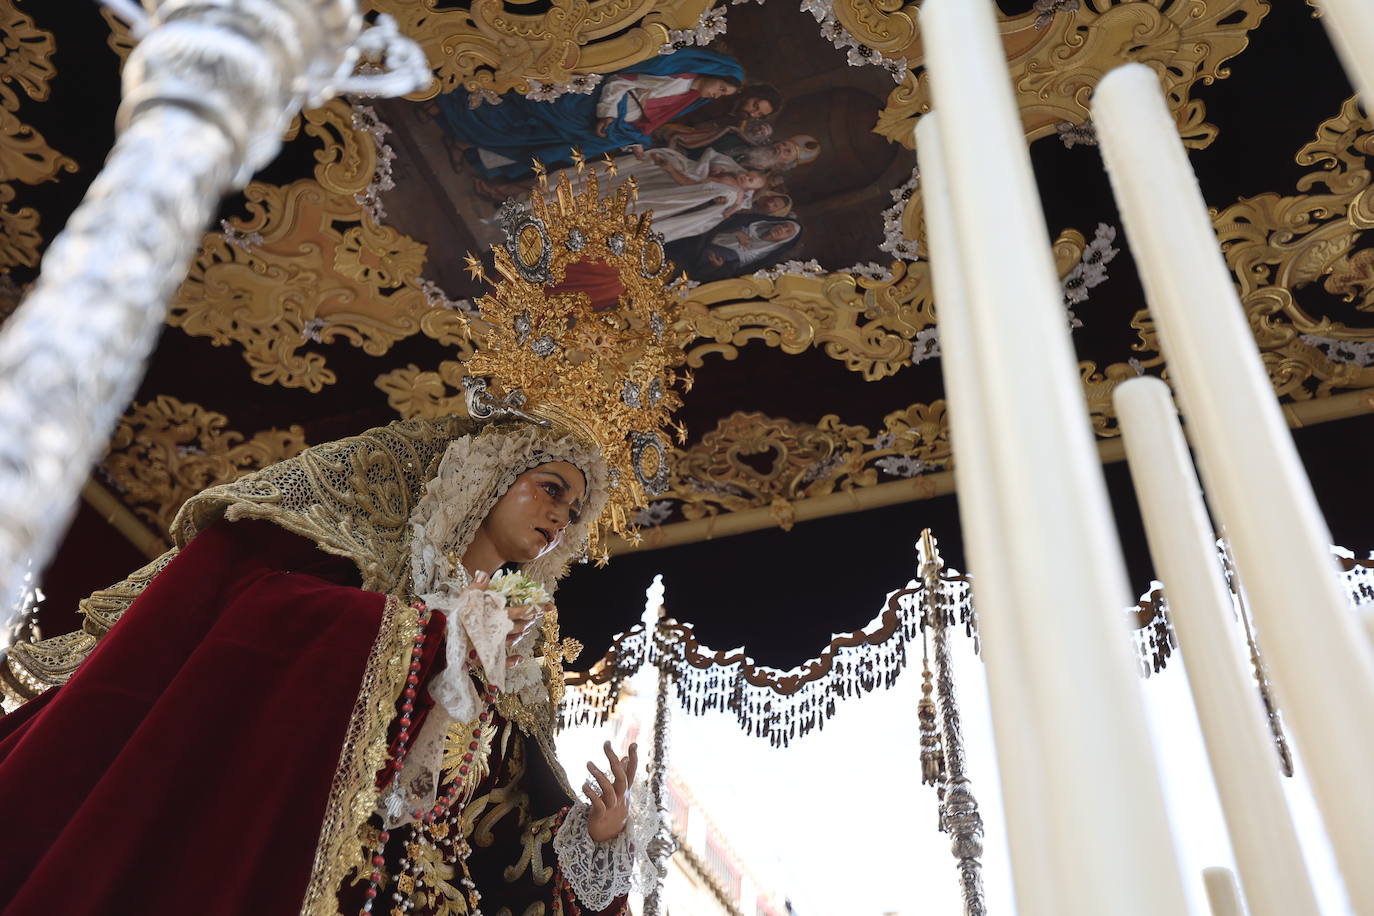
[666,213,804,283]
[435,48,747,180]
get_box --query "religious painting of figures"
[371,1,917,302]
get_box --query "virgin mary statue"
[0,413,653,916]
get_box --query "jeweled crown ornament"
[463,154,695,551]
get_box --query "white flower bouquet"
[487,569,550,609]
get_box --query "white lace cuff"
[553,780,657,911]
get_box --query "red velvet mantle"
[0,521,403,915]
[0,520,627,916]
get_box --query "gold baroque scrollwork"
[0,0,77,186]
[369,0,715,99]
[376,359,476,420]
[1205,95,1374,399]
[873,0,1269,151]
[685,228,1094,379]
[669,403,951,527]
[100,394,308,535]
[1122,96,1374,405]
[0,0,78,272]
[0,182,39,268]
[169,100,469,389]
[685,263,931,382]
[1084,96,1374,434]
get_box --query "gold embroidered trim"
[0,549,178,713]
[172,416,474,594]
[0,630,97,712]
[299,594,414,916]
[78,548,179,637]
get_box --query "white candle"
[1359,602,1374,652]
[1094,62,1374,913]
[1316,0,1374,112]
[1115,378,1319,916]
[1203,868,1247,916]
[919,2,1190,913]
[916,112,1057,916]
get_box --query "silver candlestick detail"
[920,529,987,916]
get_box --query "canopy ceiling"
[3,0,1372,668]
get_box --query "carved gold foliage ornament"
[0,182,38,269]
[98,8,134,65]
[0,0,76,186]
[685,263,931,382]
[1211,95,1374,399]
[0,0,77,271]
[377,359,475,420]
[872,0,1268,151]
[368,0,715,99]
[101,395,307,535]
[685,227,1098,380]
[169,100,471,390]
[1123,96,1374,401]
[668,402,951,528]
[866,0,1266,261]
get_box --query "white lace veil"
[408,420,611,600]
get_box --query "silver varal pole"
[642,578,678,916]
[0,0,431,634]
[921,530,987,916]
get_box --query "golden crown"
[463,154,694,551]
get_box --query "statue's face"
[479,461,588,564]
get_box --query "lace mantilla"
[173,415,475,594]
[553,779,657,910]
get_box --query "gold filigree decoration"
[466,163,693,542]
[300,595,415,916]
[169,100,466,390]
[0,0,77,272]
[100,395,308,535]
[1202,94,1374,399]
[368,0,715,99]
[0,547,179,712]
[0,182,39,268]
[855,0,1267,300]
[873,0,1268,151]
[98,7,134,64]
[1,631,96,712]
[0,0,76,186]
[684,227,1095,380]
[669,403,950,527]
[1055,96,1374,436]
[377,359,476,420]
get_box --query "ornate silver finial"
[461,377,551,427]
[0,0,432,628]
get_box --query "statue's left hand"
[585,741,639,842]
